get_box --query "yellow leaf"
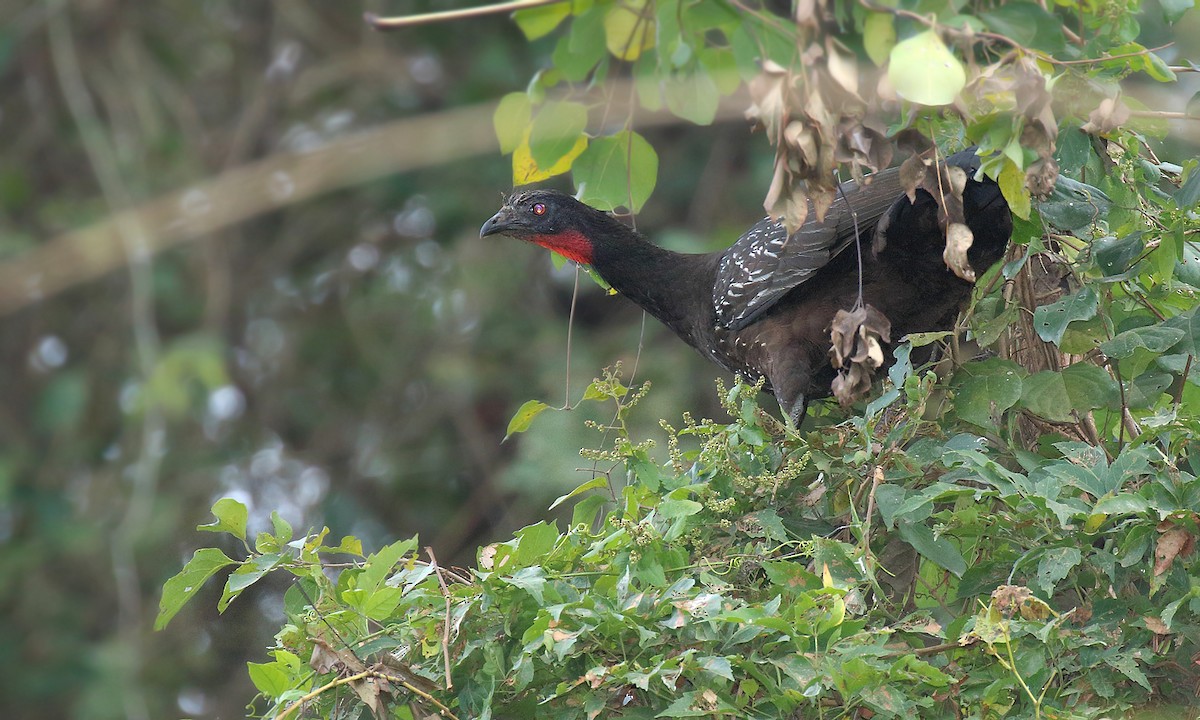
[512,128,588,185]
[998,159,1032,220]
[604,0,655,61]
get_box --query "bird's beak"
[480,209,512,238]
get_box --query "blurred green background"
[3,2,1198,719]
[0,2,778,718]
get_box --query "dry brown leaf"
[1081,96,1131,135]
[944,222,977,282]
[1144,615,1171,635]
[829,305,893,405]
[1154,526,1195,576]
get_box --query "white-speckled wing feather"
[713,169,905,332]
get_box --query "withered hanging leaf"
[943,223,977,282]
[1025,156,1060,199]
[829,305,893,406]
[898,153,930,204]
[1081,97,1131,135]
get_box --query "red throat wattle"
[529,230,594,265]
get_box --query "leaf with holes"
[953,358,1025,428]
[1100,324,1186,358]
[1033,287,1099,345]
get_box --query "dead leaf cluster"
[829,304,892,406]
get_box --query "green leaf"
[953,358,1025,427]
[1161,307,1200,356]
[358,537,418,595]
[548,476,610,511]
[897,520,966,577]
[247,661,292,697]
[1124,370,1173,409]
[1094,233,1145,278]
[513,1,570,40]
[980,3,1064,52]
[1175,239,1200,288]
[553,7,607,82]
[502,566,547,603]
[529,101,589,169]
[663,64,720,125]
[658,497,702,520]
[1100,323,1186,358]
[155,548,237,630]
[514,521,559,566]
[604,0,655,61]
[494,93,532,155]
[198,498,249,542]
[219,552,283,612]
[887,30,965,106]
[1032,287,1099,345]
[1019,364,1120,422]
[1160,0,1195,23]
[505,399,551,440]
[1176,158,1200,208]
[863,12,895,67]
[573,130,659,213]
[1035,546,1081,595]
[998,159,1031,220]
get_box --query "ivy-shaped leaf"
[155,548,237,630]
[952,358,1025,428]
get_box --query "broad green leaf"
[219,552,283,611]
[514,521,559,566]
[1124,371,1173,409]
[505,399,551,440]
[897,520,966,577]
[952,358,1024,427]
[998,159,1031,220]
[502,565,547,603]
[554,7,607,82]
[529,101,589,169]
[549,476,610,511]
[573,130,659,212]
[980,3,1064,52]
[1019,363,1119,422]
[663,64,720,125]
[863,12,895,67]
[513,1,570,40]
[357,537,418,595]
[1094,233,1145,278]
[360,586,404,620]
[1092,493,1150,515]
[887,30,965,106]
[1035,547,1081,595]
[155,548,237,630]
[658,497,702,519]
[1176,239,1200,288]
[604,0,655,61]
[1161,307,1200,356]
[1100,324,1186,358]
[493,92,532,155]
[1177,159,1200,208]
[1032,287,1098,345]
[1161,0,1195,22]
[512,129,587,184]
[198,497,248,541]
[247,662,291,697]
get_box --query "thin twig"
[425,547,455,690]
[365,0,562,30]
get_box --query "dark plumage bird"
[480,149,1013,423]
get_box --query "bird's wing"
[714,168,905,331]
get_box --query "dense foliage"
[161,0,1200,716]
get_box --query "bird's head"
[480,189,598,265]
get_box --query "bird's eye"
[532,202,546,216]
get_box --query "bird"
[479,149,1013,424]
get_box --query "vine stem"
[365,0,562,30]
[275,669,461,720]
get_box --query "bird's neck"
[575,216,718,348]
